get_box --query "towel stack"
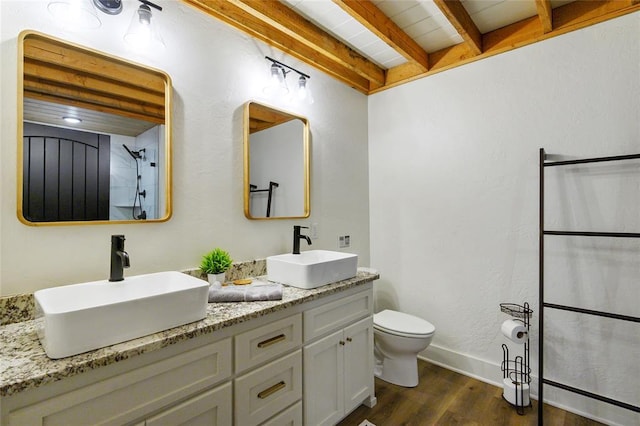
[208,280,283,303]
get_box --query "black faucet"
[109,235,130,282]
[293,225,312,255]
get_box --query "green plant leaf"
[200,248,233,274]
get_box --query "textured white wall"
[369,13,639,425]
[0,0,370,295]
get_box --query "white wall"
[0,0,370,295]
[369,13,639,425]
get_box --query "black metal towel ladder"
[538,148,640,425]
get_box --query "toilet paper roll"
[503,377,530,406]
[501,319,527,344]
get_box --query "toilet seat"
[374,310,435,338]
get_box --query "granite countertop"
[0,271,378,398]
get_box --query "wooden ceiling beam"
[535,0,553,33]
[333,0,429,72]
[22,34,166,123]
[433,0,482,56]
[227,0,385,85]
[24,90,165,124]
[379,0,640,93]
[183,0,638,95]
[385,62,429,87]
[182,0,375,93]
[23,37,165,94]
[23,60,165,109]
[552,0,637,29]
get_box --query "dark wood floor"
[339,360,604,426]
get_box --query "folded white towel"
[208,282,283,303]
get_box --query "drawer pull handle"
[258,381,286,399]
[346,337,353,342]
[257,333,286,348]
[339,340,345,346]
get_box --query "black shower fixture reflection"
[123,143,142,160]
[122,144,147,220]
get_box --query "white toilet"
[373,309,436,387]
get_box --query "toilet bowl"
[373,309,435,387]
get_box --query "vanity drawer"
[145,382,232,426]
[261,400,302,426]
[235,313,302,373]
[304,289,373,342]
[234,350,302,426]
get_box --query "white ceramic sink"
[34,271,209,359]
[267,250,357,289]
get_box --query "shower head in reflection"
[122,144,143,160]
[122,144,147,220]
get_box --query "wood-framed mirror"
[18,31,172,225]
[243,101,310,220]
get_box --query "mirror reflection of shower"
[109,125,162,221]
[122,144,147,220]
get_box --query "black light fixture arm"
[265,56,310,80]
[139,0,162,11]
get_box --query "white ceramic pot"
[207,272,226,287]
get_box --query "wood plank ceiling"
[22,33,166,136]
[182,0,639,95]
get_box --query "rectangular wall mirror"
[243,101,310,219]
[18,31,172,225]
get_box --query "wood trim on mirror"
[17,31,172,226]
[243,101,310,220]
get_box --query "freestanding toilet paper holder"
[500,302,533,415]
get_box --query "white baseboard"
[420,344,504,389]
[419,345,636,426]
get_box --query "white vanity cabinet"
[1,281,376,426]
[303,290,376,425]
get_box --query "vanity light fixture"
[124,0,165,50]
[263,56,313,104]
[48,0,102,29]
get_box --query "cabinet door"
[343,317,374,414]
[145,382,232,426]
[303,330,344,426]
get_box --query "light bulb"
[124,4,164,50]
[296,75,314,104]
[263,63,289,96]
[138,4,151,25]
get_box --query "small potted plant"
[200,248,233,286]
